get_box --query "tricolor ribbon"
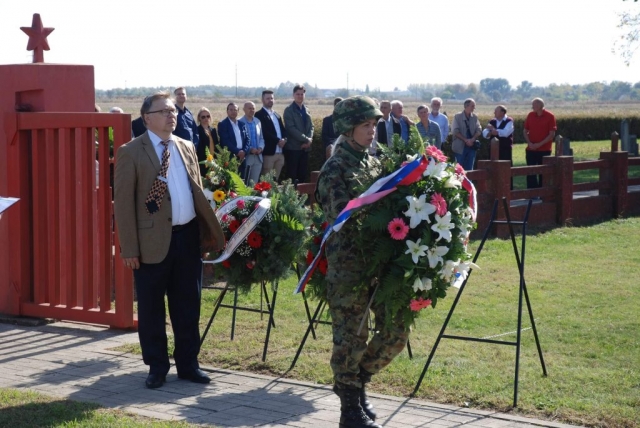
[203,196,271,265]
[295,155,431,294]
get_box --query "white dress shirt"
[482,117,514,139]
[148,130,196,226]
[230,119,243,149]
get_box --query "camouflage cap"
[332,96,383,135]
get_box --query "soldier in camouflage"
[316,96,410,428]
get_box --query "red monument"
[0,14,134,328]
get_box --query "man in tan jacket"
[114,92,224,389]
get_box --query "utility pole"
[347,72,349,96]
[235,63,238,97]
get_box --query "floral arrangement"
[299,207,329,301]
[200,148,311,291]
[200,147,250,207]
[303,128,477,327]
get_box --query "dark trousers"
[284,149,309,184]
[133,220,202,376]
[526,150,551,189]
[499,142,513,189]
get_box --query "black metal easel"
[289,268,413,372]
[411,198,547,407]
[200,278,278,362]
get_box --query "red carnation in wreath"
[247,231,263,248]
[306,250,314,265]
[222,260,231,268]
[228,220,240,233]
[317,257,328,275]
[254,181,272,192]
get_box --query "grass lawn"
[0,388,200,427]
[509,140,640,190]
[114,217,640,428]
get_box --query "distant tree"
[365,84,370,94]
[466,83,479,96]
[480,78,511,96]
[335,88,350,98]
[516,80,533,97]
[614,1,640,65]
[490,90,502,102]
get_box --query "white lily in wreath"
[404,194,436,228]
[405,238,429,264]
[426,245,449,268]
[432,212,455,242]
[412,276,433,293]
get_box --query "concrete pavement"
[0,321,582,427]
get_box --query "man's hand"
[401,115,415,126]
[122,257,140,270]
[237,150,245,161]
[277,138,286,148]
[307,137,313,144]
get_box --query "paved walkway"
[0,321,581,428]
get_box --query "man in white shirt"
[482,104,514,162]
[255,90,287,181]
[239,101,265,185]
[218,103,250,180]
[429,97,450,145]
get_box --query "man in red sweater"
[523,98,556,189]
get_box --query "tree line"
[96,78,640,103]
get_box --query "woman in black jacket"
[196,107,220,177]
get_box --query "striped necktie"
[145,140,170,214]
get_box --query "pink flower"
[387,218,409,240]
[455,163,465,175]
[425,146,448,163]
[237,199,245,209]
[431,193,447,216]
[221,214,229,222]
[229,191,238,198]
[246,260,256,270]
[409,297,432,312]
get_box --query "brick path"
[0,321,581,427]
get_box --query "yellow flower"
[206,154,213,162]
[213,190,226,202]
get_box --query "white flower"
[404,195,436,228]
[439,259,459,283]
[452,260,479,288]
[432,212,455,242]
[444,174,462,188]
[427,245,449,268]
[405,238,429,264]
[423,159,448,180]
[412,276,433,293]
[406,153,419,162]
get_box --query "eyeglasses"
[146,109,178,117]
[200,115,211,119]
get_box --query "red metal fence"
[0,112,135,328]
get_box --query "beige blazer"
[114,132,224,264]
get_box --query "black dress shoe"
[178,368,211,384]
[145,373,166,389]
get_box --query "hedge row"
[305,115,640,181]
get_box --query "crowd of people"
[113,85,556,191]
[112,89,557,428]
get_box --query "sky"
[2,0,640,91]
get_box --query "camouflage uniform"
[316,139,410,389]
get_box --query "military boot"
[333,385,381,428]
[358,367,377,421]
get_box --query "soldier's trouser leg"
[359,300,410,375]
[327,270,370,388]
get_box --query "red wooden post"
[611,131,619,152]
[544,155,573,225]
[477,158,511,237]
[600,150,628,218]
[490,137,499,161]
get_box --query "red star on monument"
[20,13,55,63]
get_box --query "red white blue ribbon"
[295,155,430,294]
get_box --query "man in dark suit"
[376,100,401,148]
[217,103,251,180]
[131,116,146,138]
[114,92,224,389]
[255,90,287,181]
[283,84,314,184]
[321,97,343,159]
